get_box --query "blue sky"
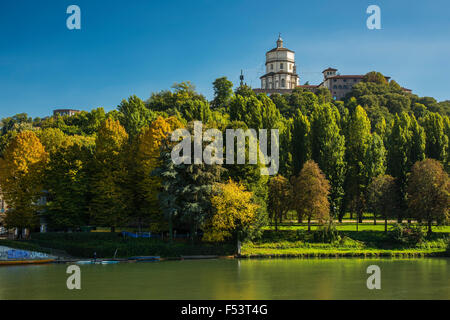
[1,0,449,118]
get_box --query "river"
[0,258,448,299]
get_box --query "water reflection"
[0,258,448,300]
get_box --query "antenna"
[240,70,244,86]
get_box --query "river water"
[0,258,448,299]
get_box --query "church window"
[333,85,337,89]
[271,64,273,70]
[281,79,285,87]
[280,63,283,69]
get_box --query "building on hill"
[253,36,412,100]
[53,109,80,117]
[253,34,299,95]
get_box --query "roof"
[267,47,295,53]
[260,71,298,79]
[328,75,365,79]
[297,85,319,88]
[322,67,338,72]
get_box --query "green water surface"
[0,258,448,299]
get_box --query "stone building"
[254,35,299,94]
[253,37,412,99]
[53,109,80,117]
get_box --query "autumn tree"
[90,119,129,232]
[366,175,399,232]
[407,159,449,235]
[135,116,182,231]
[268,175,292,230]
[0,131,48,237]
[43,135,95,230]
[202,180,259,248]
[292,160,331,231]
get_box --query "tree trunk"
[384,219,388,233]
[428,220,432,236]
[374,215,376,225]
[307,217,311,232]
[111,226,116,233]
[274,215,278,232]
[168,217,173,243]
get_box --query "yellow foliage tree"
[203,179,259,242]
[0,131,48,236]
[135,116,183,231]
[90,119,129,232]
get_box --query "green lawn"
[263,223,450,233]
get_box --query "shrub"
[390,223,426,245]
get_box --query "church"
[253,35,411,100]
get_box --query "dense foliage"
[0,72,449,241]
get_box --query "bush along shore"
[1,223,448,260]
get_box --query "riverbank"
[0,223,448,260]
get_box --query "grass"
[263,223,450,233]
[240,223,450,258]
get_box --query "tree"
[292,160,330,231]
[43,135,94,230]
[421,112,448,163]
[311,104,346,219]
[291,109,311,175]
[0,131,48,237]
[90,119,129,232]
[157,121,225,242]
[387,113,425,220]
[268,175,292,230]
[135,117,183,232]
[366,175,399,231]
[118,95,154,140]
[202,179,259,244]
[363,71,388,85]
[345,106,372,223]
[407,159,449,235]
[211,77,233,110]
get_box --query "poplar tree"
[90,119,129,232]
[310,104,346,219]
[291,109,311,176]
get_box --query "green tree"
[268,175,292,230]
[366,175,399,231]
[421,112,448,164]
[211,77,234,110]
[90,119,129,232]
[118,95,154,140]
[44,135,95,230]
[407,159,449,235]
[311,104,346,219]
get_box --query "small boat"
[101,260,119,265]
[129,256,160,262]
[0,259,55,266]
[75,260,93,265]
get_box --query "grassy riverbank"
[240,224,450,258]
[1,222,448,259]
